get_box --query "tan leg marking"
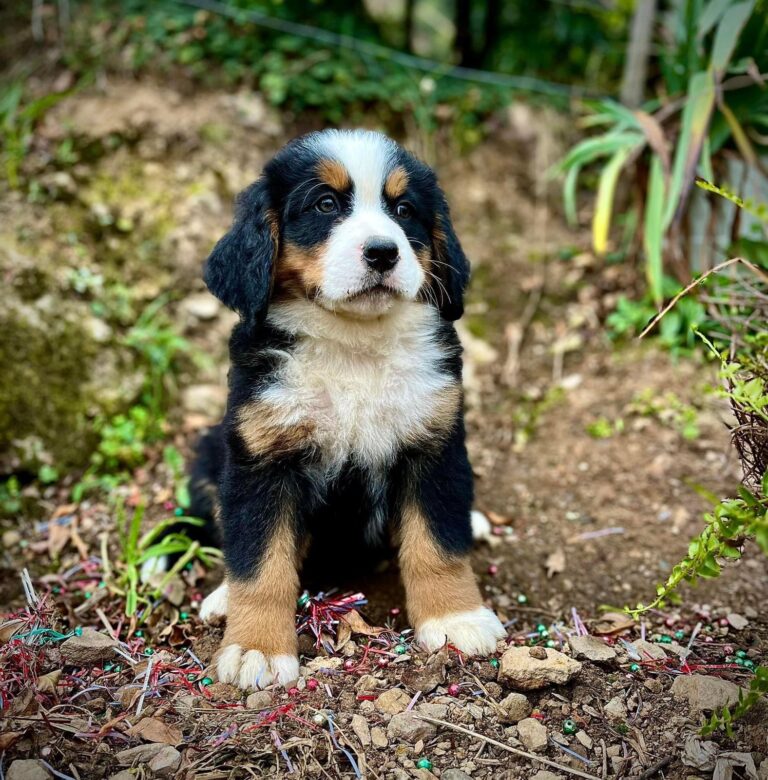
[236,399,315,459]
[316,158,351,192]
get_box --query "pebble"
[387,712,437,743]
[604,696,628,721]
[182,292,221,321]
[497,692,532,724]
[246,691,272,709]
[147,746,182,778]
[530,772,563,780]
[375,688,411,715]
[355,674,382,692]
[2,530,21,548]
[517,717,548,752]
[671,674,742,713]
[6,760,51,780]
[575,730,593,750]
[568,635,617,662]
[116,744,172,765]
[442,770,474,780]
[499,646,581,690]
[631,639,668,661]
[371,726,389,748]
[415,702,449,720]
[60,627,118,665]
[726,613,748,630]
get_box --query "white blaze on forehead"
[308,129,397,207]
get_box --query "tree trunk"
[620,0,657,107]
[482,0,502,68]
[403,0,415,52]
[454,0,474,66]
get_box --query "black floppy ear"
[203,178,277,325]
[432,191,470,321]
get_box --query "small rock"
[147,746,181,778]
[575,730,593,750]
[355,674,382,692]
[606,744,621,757]
[387,712,437,743]
[529,646,548,660]
[182,292,220,321]
[246,691,272,710]
[671,674,742,713]
[442,771,473,780]
[499,646,581,690]
[375,688,411,715]
[726,613,748,630]
[6,760,51,780]
[351,714,371,746]
[644,678,663,694]
[758,758,768,780]
[632,639,667,661]
[682,734,718,770]
[531,772,563,780]
[2,530,21,548]
[371,726,388,748]
[568,635,616,663]
[604,696,627,721]
[403,650,448,692]
[108,772,135,780]
[181,384,227,418]
[497,692,532,724]
[306,656,343,671]
[517,718,548,752]
[60,627,118,665]
[116,744,169,765]
[415,702,449,720]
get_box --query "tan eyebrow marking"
[384,166,409,199]
[316,158,351,191]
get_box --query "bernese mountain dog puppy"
[186,129,506,690]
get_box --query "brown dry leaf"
[37,669,62,693]
[545,548,566,578]
[485,510,512,527]
[47,520,71,559]
[128,716,183,745]
[0,732,24,750]
[592,611,636,635]
[340,609,384,637]
[0,619,25,643]
[334,620,352,651]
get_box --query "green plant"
[0,83,70,189]
[0,477,22,517]
[629,389,700,440]
[103,500,221,617]
[586,416,624,439]
[556,0,766,302]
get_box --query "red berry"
[448,683,460,696]
[343,659,356,671]
[288,687,300,697]
[376,658,389,668]
[488,564,499,576]
[306,679,319,691]
[390,607,401,616]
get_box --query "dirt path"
[1,80,766,780]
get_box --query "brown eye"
[315,195,338,214]
[396,202,413,219]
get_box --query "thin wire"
[174,0,592,99]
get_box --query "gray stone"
[115,744,168,765]
[517,718,548,752]
[604,695,628,721]
[6,760,51,780]
[371,726,388,748]
[60,628,117,665]
[531,772,563,780]
[108,772,135,780]
[568,635,617,663]
[575,730,593,750]
[499,646,581,690]
[497,692,532,724]
[355,674,382,692]
[671,674,742,713]
[387,712,437,743]
[632,639,667,661]
[727,612,748,630]
[351,714,371,746]
[415,702,449,720]
[147,746,181,778]
[246,691,272,709]
[182,292,220,321]
[442,771,474,780]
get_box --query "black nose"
[363,236,399,273]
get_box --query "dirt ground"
[1,77,766,780]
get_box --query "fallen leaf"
[341,610,384,637]
[0,619,25,643]
[128,717,183,745]
[334,620,352,651]
[47,520,71,559]
[486,510,512,527]
[37,669,62,693]
[0,732,23,750]
[545,548,565,578]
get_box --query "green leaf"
[711,0,754,74]
[644,156,665,304]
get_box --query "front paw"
[416,606,506,655]
[216,644,299,690]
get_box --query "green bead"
[74,627,83,636]
[297,592,310,608]
[546,639,556,648]
[84,592,92,599]
[744,659,755,669]
[144,648,153,655]
[52,586,61,594]
[174,507,184,516]
[103,663,114,671]
[674,630,685,640]
[562,719,577,735]
[416,758,433,770]
[114,665,122,672]
[630,663,640,672]
[736,649,747,658]
[536,624,547,633]
[394,644,407,655]
[517,594,528,604]
[659,635,672,644]
[135,630,143,638]
[187,673,198,681]
[201,676,213,686]
[489,658,500,669]
[180,612,189,620]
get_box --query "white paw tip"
[217,643,243,684]
[239,649,271,689]
[200,582,229,623]
[271,654,300,686]
[417,606,506,656]
[216,645,299,690]
[139,554,169,585]
[470,510,493,542]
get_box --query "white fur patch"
[139,554,169,585]
[470,510,493,542]
[200,581,229,622]
[416,607,506,655]
[217,644,299,690]
[265,300,456,474]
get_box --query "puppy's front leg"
[214,471,300,690]
[399,502,505,655]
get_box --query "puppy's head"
[204,129,469,324]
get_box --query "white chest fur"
[263,301,455,473]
